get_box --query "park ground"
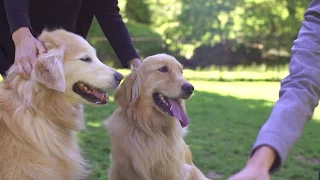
[0,0,313,179]
[1,70,320,179]
[67,69,320,180]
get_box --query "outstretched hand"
[228,165,270,180]
[228,146,276,180]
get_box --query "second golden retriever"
[105,54,211,180]
[0,29,122,179]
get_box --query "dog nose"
[182,83,194,95]
[114,72,123,83]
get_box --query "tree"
[125,0,152,24]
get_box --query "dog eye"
[158,66,168,72]
[80,56,92,62]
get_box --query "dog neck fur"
[3,65,85,134]
[0,65,88,179]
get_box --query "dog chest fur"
[106,109,192,180]
[0,81,88,180]
[105,54,210,180]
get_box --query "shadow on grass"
[78,90,320,180]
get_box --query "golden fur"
[105,54,211,180]
[0,29,121,179]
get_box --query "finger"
[20,59,32,77]
[14,46,27,78]
[134,61,142,68]
[35,40,47,54]
[28,49,38,70]
[14,43,21,63]
[18,45,34,75]
[17,63,28,79]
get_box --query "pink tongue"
[91,89,108,101]
[91,89,103,99]
[168,99,190,127]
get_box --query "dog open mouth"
[72,82,109,104]
[152,92,190,127]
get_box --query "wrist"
[246,146,276,171]
[12,27,33,45]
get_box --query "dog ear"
[32,46,66,92]
[115,67,142,108]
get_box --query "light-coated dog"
[105,54,211,180]
[0,29,123,179]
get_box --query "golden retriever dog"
[105,54,211,180]
[0,29,123,179]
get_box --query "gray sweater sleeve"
[251,0,320,173]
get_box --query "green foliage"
[147,0,310,63]
[87,18,165,68]
[174,0,243,45]
[146,0,182,31]
[125,0,152,25]
[87,0,311,68]
[238,0,310,52]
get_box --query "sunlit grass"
[2,68,319,179]
[79,78,320,180]
[117,65,289,81]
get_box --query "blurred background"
[78,1,320,179]
[88,0,310,81]
[2,1,318,179]
[81,1,320,179]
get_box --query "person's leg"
[0,45,13,78]
[0,43,15,78]
[0,0,16,77]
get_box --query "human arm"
[4,0,46,78]
[4,0,32,34]
[228,146,275,180]
[229,0,320,179]
[92,0,141,68]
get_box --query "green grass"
[79,70,320,180]
[117,67,289,81]
[2,70,319,179]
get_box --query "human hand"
[228,146,276,180]
[228,165,270,180]
[12,27,47,79]
[128,58,141,68]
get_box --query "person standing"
[228,0,320,179]
[0,0,141,79]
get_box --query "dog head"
[31,29,123,105]
[115,54,194,127]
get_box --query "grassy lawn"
[79,71,320,180]
[2,70,320,179]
